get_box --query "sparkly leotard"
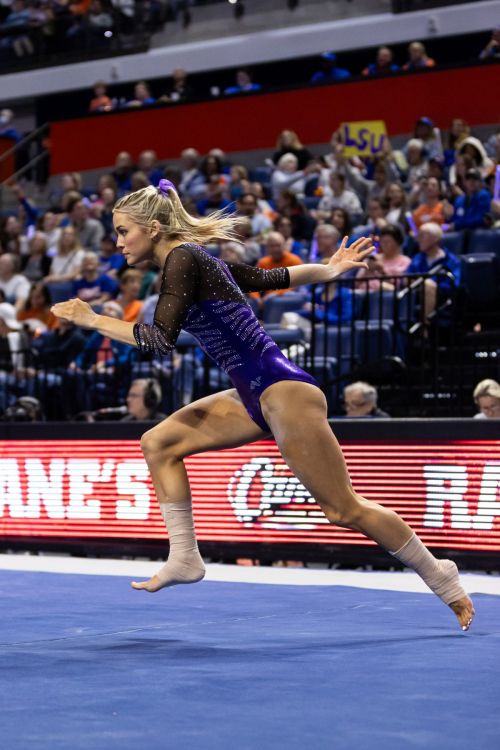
[133,244,319,432]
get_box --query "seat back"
[354,321,393,361]
[46,281,74,304]
[442,231,465,256]
[460,253,500,304]
[468,229,500,259]
[262,293,308,324]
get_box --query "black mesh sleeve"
[222,261,290,293]
[133,246,200,355]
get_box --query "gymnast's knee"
[322,491,367,529]
[140,422,183,461]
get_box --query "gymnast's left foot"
[449,594,475,631]
[131,554,206,592]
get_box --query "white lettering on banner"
[424,465,469,528]
[65,459,113,519]
[25,458,65,519]
[472,464,500,530]
[0,458,24,518]
[115,461,151,520]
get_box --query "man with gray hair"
[121,378,168,423]
[313,224,341,262]
[343,381,390,418]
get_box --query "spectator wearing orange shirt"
[117,269,143,322]
[17,282,59,331]
[402,42,435,71]
[412,177,451,229]
[89,81,112,113]
[249,232,302,307]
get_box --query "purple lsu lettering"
[343,125,385,155]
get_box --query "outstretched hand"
[327,236,375,279]
[51,298,98,328]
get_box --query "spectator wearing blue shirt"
[196,175,234,216]
[72,252,117,306]
[111,152,137,194]
[224,67,262,95]
[97,235,125,278]
[138,150,163,187]
[362,47,400,76]
[479,26,500,60]
[311,52,351,82]
[408,222,461,326]
[280,283,354,340]
[449,169,491,231]
[127,81,156,107]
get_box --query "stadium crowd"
[0,108,499,421]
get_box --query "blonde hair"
[473,379,500,403]
[114,185,239,245]
[120,268,143,285]
[276,129,302,150]
[58,225,83,256]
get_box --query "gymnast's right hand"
[51,298,98,329]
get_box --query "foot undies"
[390,533,466,605]
[156,500,206,587]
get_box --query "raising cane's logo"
[227,457,326,530]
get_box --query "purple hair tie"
[158,179,177,195]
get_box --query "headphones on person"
[143,379,162,411]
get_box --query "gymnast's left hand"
[51,298,98,328]
[327,236,375,279]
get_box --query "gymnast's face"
[114,212,157,266]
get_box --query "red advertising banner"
[1,440,499,550]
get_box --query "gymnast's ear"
[150,219,162,242]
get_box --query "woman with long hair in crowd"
[273,130,313,170]
[20,232,52,282]
[44,226,85,283]
[51,180,475,631]
[17,281,59,331]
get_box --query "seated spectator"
[229,165,249,200]
[0,109,22,143]
[232,219,261,265]
[281,281,353,338]
[179,147,204,197]
[111,152,137,193]
[472,379,500,418]
[89,80,112,112]
[341,151,397,203]
[72,252,116,306]
[404,117,440,162]
[130,171,152,192]
[353,198,388,236]
[117,269,143,322]
[447,153,475,200]
[98,235,125,278]
[198,154,225,190]
[92,185,117,235]
[38,212,61,255]
[454,137,494,179]
[0,301,30,412]
[0,254,30,312]
[311,224,341,263]
[2,215,22,254]
[413,177,450,229]
[407,223,461,324]
[219,242,246,263]
[402,42,435,71]
[316,172,362,218]
[276,190,316,241]
[135,272,162,325]
[224,67,261,95]
[331,208,353,240]
[159,68,195,103]
[20,232,52,282]
[446,118,470,155]
[311,52,350,82]
[69,198,105,251]
[356,224,411,291]
[249,232,302,303]
[405,139,429,185]
[362,46,399,76]
[0,2,34,57]
[138,150,163,187]
[343,382,391,417]
[196,175,233,216]
[237,192,272,236]
[127,80,156,107]
[449,169,491,231]
[271,154,312,201]
[274,215,304,257]
[384,182,411,230]
[250,182,277,219]
[120,379,167,423]
[273,130,313,171]
[484,122,500,160]
[17,282,59,331]
[479,25,500,59]
[44,226,85,283]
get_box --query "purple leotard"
[133,244,319,432]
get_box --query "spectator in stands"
[353,198,388,236]
[92,186,116,235]
[405,139,429,185]
[331,208,353,239]
[0,109,22,143]
[72,251,116,306]
[479,25,500,59]
[0,254,31,310]
[130,171,151,192]
[20,232,52,282]
[274,215,304,257]
[271,154,312,201]
[316,172,362,218]
[402,42,435,70]
[138,150,163,187]
[179,147,204,197]
[404,117,440,162]
[484,122,500,160]
[127,80,156,107]
[412,177,450,229]
[362,46,399,76]
[87,0,114,42]
[446,118,470,154]
[111,152,136,193]
[356,224,411,291]
[449,168,491,231]
[276,190,316,241]
[251,182,276,218]
[69,198,105,251]
[199,154,225,188]
[17,282,59,331]
[232,218,261,265]
[384,182,411,230]
[341,152,397,203]
[219,242,246,263]
[250,232,302,303]
[408,223,461,324]
[44,226,85,283]
[455,136,494,178]
[229,165,249,199]
[117,268,143,322]
[281,278,353,339]
[0,1,34,57]
[159,68,195,103]
[273,130,314,171]
[196,175,232,216]
[2,215,22,254]
[97,234,125,278]
[343,382,390,417]
[447,153,474,200]
[311,52,350,82]
[313,224,341,262]
[120,379,167,423]
[162,165,182,193]
[39,212,61,255]
[0,301,30,412]
[224,67,261,95]
[473,379,500,418]
[89,80,112,112]
[237,192,272,236]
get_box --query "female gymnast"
[52,180,474,631]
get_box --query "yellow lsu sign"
[341,121,387,157]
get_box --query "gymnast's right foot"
[131,554,206,592]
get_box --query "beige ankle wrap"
[156,500,206,587]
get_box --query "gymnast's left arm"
[287,236,374,287]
